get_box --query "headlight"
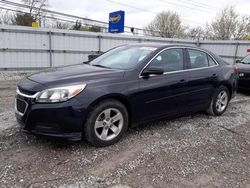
[36,84,86,103]
[239,73,244,77]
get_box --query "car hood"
[27,64,125,87]
[237,63,250,72]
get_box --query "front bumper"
[15,93,87,141]
[238,77,250,90]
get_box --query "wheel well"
[222,84,232,99]
[87,95,132,127]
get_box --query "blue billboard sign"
[108,10,125,33]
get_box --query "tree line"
[1,0,250,40]
[145,7,250,40]
[0,0,102,32]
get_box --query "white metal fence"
[1,25,250,69]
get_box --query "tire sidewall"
[212,86,229,116]
[84,100,129,147]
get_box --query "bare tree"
[234,15,250,40]
[71,20,82,30]
[144,11,185,38]
[21,0,49,21]
[70,20,102,32]
[187,26,205,40]
[11,0,49,26]
[52,20,71,30]
[206,6,250,40]
[0,9,14,25]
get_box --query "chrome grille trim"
[16,88,40,99]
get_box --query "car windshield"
[89,46,157,69]
[241,55,250,64]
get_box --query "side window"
[188,49,209,69]
[208,55,217,66]
[149,48,184,73]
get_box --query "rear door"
[186,48,221,110]
[137,48,190,121]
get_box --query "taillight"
[234,66,240,73]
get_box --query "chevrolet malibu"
[15,44,237,146]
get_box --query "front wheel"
[84,99,129,147]
[207,86,230,116]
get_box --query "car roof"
[125,43,227,65]
[126,43,204,50]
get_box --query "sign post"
[108,10,125,33]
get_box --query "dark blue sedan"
[15,44,237,146]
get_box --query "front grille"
[16,98,28,115]
[240,72,250,78]
[244,73,250,78]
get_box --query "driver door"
[137,48,190,121]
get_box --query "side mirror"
[84,53,103,64]
[88,54,101,61]
[83,61,90,64]
[236,59,241,64]
[141,66,164,78]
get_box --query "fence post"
[234,42,239,64]
[49,31,52,67]
[196,38,200,47]
[98,35,102,53]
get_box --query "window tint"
[241,54,250,64]
[208,55,217,66]
[90,46,157,69]
[188,49,217,68]
[149,48,184,72]
[188,49,209,69]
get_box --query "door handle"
[179,79,186,84]
[211,73,217,78]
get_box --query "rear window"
[188,49,217,69]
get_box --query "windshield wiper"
[91,64,111,69]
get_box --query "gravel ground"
[0,71,34,82]
[0,72,250,188]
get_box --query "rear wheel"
[84,99,128,147]
[207,86,229,116]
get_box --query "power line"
[0,0,108,25]
[0,6,137,34]
[1,0,215,35]
[0,0,207,32]
[1,6,140,34]
[179,0,220,11]
[1,0,208,26]
[0,0,164,31]
[106,0,157,14]
[172,0,219,11]
[159,0,217,13]
[0,2,165,36]
[0,6,101,26]
[106,0,206,26]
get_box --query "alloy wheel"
[215,91,228,112]
[94,108,124,141]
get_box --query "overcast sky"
[19,0,250,28]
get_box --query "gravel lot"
[0,72,250,188]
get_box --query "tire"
[207,86,230,116]
[84,99,129,147]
